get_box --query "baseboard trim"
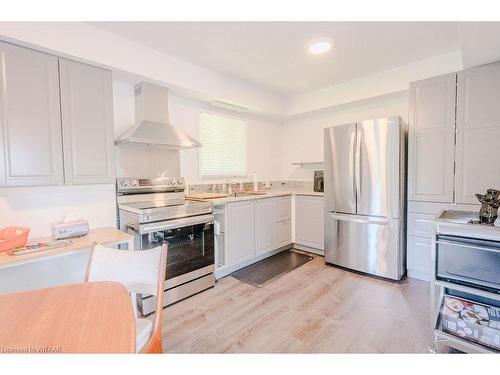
[293,244,324,256]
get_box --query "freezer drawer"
[325,212,404,280]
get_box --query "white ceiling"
[89,22,462,96]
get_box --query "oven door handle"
[436,240,500,254]
[129,214,215,234]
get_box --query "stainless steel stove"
[117,177,215,315]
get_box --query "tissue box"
[52,220,89,240]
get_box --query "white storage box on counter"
[52,220,89,240]
[438,295,500,351]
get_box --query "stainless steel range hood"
[115,82,201,149]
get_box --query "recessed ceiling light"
[307,40,332,55]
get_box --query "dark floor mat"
[230,250,314,287]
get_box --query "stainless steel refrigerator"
[324,117,405,280]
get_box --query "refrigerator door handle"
[350,130,356,200]
[328,212,390,225]
[355,126,362,204]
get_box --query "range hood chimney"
[115,82,201,149]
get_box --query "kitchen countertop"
[187,190,324,204]
[0,227,133,269]
[434,210,500,242]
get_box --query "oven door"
[436,235,500,293]
[133,214,215,284]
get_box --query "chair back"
[86,244,166,297]
[85,243,168,353]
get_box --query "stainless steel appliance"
[115,82,201,149]
[324,117,405,280]
[117,177,215,315]
[432,210,500,353]
[436,235,500,293]
[313,170,324,193]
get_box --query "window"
[199,112,248,178]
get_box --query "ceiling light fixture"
[307,39,332,55]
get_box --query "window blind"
[199,112,247,178]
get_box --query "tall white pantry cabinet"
[407,62,500,281]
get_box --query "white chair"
[85,243,168,353]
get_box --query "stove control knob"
[178,178,184,185]
[120,180,128,187]
[130,180,138,187]
[170,179,176,185]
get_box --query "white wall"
[0,184,116,238]
[286,51,462,116]
[282,91,409,181]
[113,81,284,184]
[0,22,285,118]
[169,95,284,184]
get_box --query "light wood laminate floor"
[162,252,431,353]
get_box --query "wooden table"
[0,281,136,353]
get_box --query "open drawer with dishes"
[435,290,500,353]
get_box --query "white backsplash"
[0,184,116,238]
[187,180,315,194]
[115,145,181,178]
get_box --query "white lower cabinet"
[255,198,277,255]
[274,196,292,249]
[226,200,255,266]
[255,197,292,255]
[276,220,292,248]
[217,195,293,278]
[406,201,479,281]
[407,235,432,281]
[295,195,324,252]
[276,196,291,221]
[406,203,438,281]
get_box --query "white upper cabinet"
[59,59,115,184]
[0,41,115,187]
[0,41,63,186]
[455,63,500,204]
[408,73,456,203]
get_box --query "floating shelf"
[291,161,324,166]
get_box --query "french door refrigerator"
[324,117,405,280]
